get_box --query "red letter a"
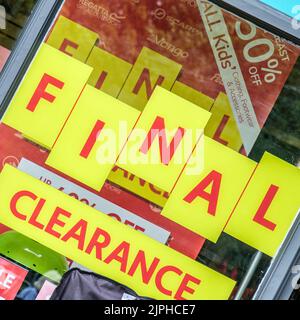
[183,170,222,216]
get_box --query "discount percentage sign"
[261,59,282,84]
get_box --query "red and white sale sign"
[0,257,28,300]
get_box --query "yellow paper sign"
[2,44,92,150]
[118,47,182,111]
[162,136,256,242]
[86,47,133,97]
[225,152,300,257]
[47,15,99,62]
[205,93,243,152]
[108,167,169,208]
[117,86,212,192]
[171,81,214,111]
[0,165,236,300]
[46,85,140,191]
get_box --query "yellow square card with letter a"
[161,136,256,242]
[2,43,92,150]
[117,87,212,192]
[225,152,300,257]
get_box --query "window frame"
[0,0,298,300]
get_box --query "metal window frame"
[253,213,300,300]
[208,0,300,46]
[0,0,64,119]
[0,0,299,301]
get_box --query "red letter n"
[139,116,185,165]
[133,68,164,99]
[27,74,65,112]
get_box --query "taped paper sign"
[46,85,140,191]
[225,152,300,257]
[117,86,212,192]
[0,165,236,300]
[46,15,99,62]
[108,166,169,208]
[2,43,92,150]
[205,93,243,152]
[162,136,256,243]
[118,47,182,111]
[18,158,171,244]
[86,47,133,97]
[171,81,214,111]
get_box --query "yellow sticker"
[205,93,243,152]
[0,165,236,300]
[118,47,182,111]
[161,136,256,242]
[46,15,99,62]
[171,81,214,111]
[2,44,92,150]
[225,152,300,257]
[108,167,169,207]
[46,85,140,191]
[86,47,132,97]
[117,86,212,192]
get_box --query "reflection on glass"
[0,0,38,71]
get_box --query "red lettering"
[149,184,162,195]
[59,39,79,56]
[112,166,130,179]
[124,220,135,228]
[253,185,278,231]
[61,219,88,250]
[10,190,37,221]
[139,116,186,165]
[108,213,122,222]
[85,228,111,260]
[104,241,130,273]
[80,120,105,159]
[95,71,108,90]
[28,198,46,230]
[45,207,71,238]
[155,265,183,297]
[128,251,160,284]
[184,170,222,216]
[135,225,146,233]
[213,115,230,146]
[133,68,164,99]
[27,74,64,112]
[174,273,201,300]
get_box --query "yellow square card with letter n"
[117,86,212,192]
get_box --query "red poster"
[0,257,28,300]
[60,0,299,127]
